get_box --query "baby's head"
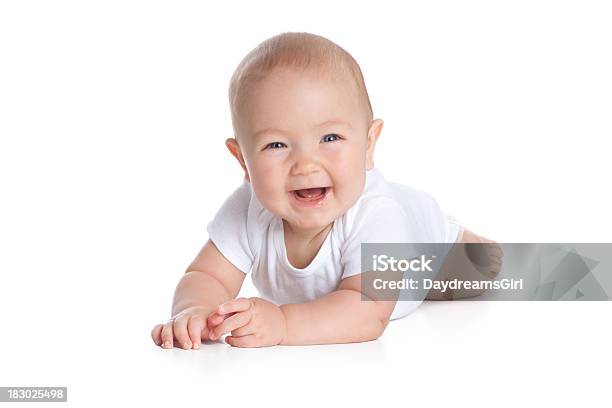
[225,32,384,233]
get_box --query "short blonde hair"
[228,32,374,139]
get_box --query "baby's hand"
[460,228,504,280]
[150,306,213,350]
[207,297,287,348]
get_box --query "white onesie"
[206,167,463,320]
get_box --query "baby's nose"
[290,150,322,176]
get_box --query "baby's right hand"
[150,306,214,350]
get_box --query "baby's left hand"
[207,297,287,347]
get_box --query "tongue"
[296,187,325,198]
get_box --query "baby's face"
[229,68,381,232]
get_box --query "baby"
[151,32,502,349]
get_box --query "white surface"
[1,301,610,406]
[1,1,611,406]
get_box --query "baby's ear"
[366,119,384,170]
[225,137,250,181]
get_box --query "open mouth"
[290,186,330,206]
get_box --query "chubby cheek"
[249,164,286,212]
[328,150,366,207]
[327,142,364,171]
[333,171,365,209]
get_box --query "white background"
[1,1,611,407]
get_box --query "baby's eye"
[322,134,341,143]
[264,142,286,150]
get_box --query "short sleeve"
[206,181,254,274]
[340,198,413,279]
[385,181,463,244]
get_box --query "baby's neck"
[282,219,334,269]
[282,219,333,246]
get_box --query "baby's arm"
[151,239,245,349]
[206,275,390,347]
[171,240,244,316]
[279,274,395,345]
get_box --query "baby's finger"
[201,325,211,342]
[480,260,502,279]
[173,315,192,349]
[226,335,258,348]
[209,311,251,341]
[216,297,252,315]
[490,260,503,276]
[151,324,163,346]
[207,311,234,329]
[160,320,174,348]
[231,323,256,337]
[187,315,205,349]
[488,244,504,258]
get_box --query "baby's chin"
[281,215,336,234]
[275,204,340,231]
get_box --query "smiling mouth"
[290,186,330,204]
